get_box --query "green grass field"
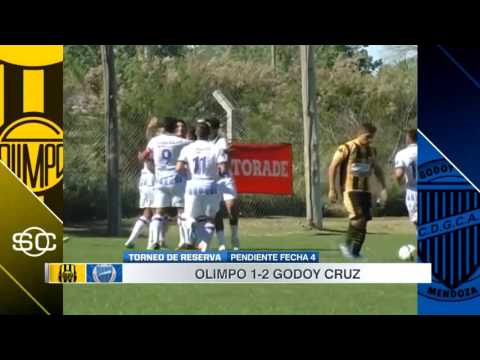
[63,216,417,315]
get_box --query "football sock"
[161,217,169,244]
[217,230,226,247]
[148,219,159,249]
[178,214,196,247]
[204,222,215,244]
[195,223,214,253]
[125,216,149,246]
[149,215,167,248]
[196,221,215,244]
[345,223,356,247]
[231,225,240,248]
[351,228,366,256]
[215,212,225,232]
[177,215,185,247]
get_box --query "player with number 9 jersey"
[140,117,192,250]
[146,131,191,208]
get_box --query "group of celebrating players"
[124,116,417,259]
[124,116,240,252]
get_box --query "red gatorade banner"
[230,144,293,195]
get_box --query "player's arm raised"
[138,138,154,162]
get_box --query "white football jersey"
[178,140,227,180]
[395,144,417,190]
[147,134,191,174]
[212,136,232,178]
[212,136,228,157]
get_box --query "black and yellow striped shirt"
[333,139,377,192]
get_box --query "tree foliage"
[64,45,416,219]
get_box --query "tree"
[101,45,121,236]
[64,45,416,220]
[64,45,101,81]
[380,45,418,63]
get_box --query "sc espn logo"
[0,117,63,193]
[87,264,123,284]
[12,226,56,257]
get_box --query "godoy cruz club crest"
[0,46,63,218]
[418,159,480,301]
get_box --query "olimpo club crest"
[417,158,480,302]
[0,46,63,218]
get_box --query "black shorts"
[343,191,372,221]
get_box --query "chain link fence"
[64,95,307,222]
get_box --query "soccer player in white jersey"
[124,117,160,248]
[176,119,188,139]
[394,129,418,227]
[139,117,191,249]
[177,120,228,251]
[206,118,240,251]
[173,118,190,249]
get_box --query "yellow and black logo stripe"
[58,264,77,283]
[0,46,63,218]
[46,263,86,284]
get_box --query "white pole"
[213,90,234,142]
[300,45,323,229]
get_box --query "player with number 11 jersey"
[177,120,227,251]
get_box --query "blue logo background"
[87,264,123,283]
[417,133,480,314]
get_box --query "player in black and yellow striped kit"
[328,123,387,259]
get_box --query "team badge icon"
[418,158,480,301]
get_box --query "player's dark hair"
[196,122,210,140]
[357,123,377,135]
[406,128,417,143]
[187,127,197,141]
[176,119,186,126]
[162,117,178,134]
[206,117,220,130]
